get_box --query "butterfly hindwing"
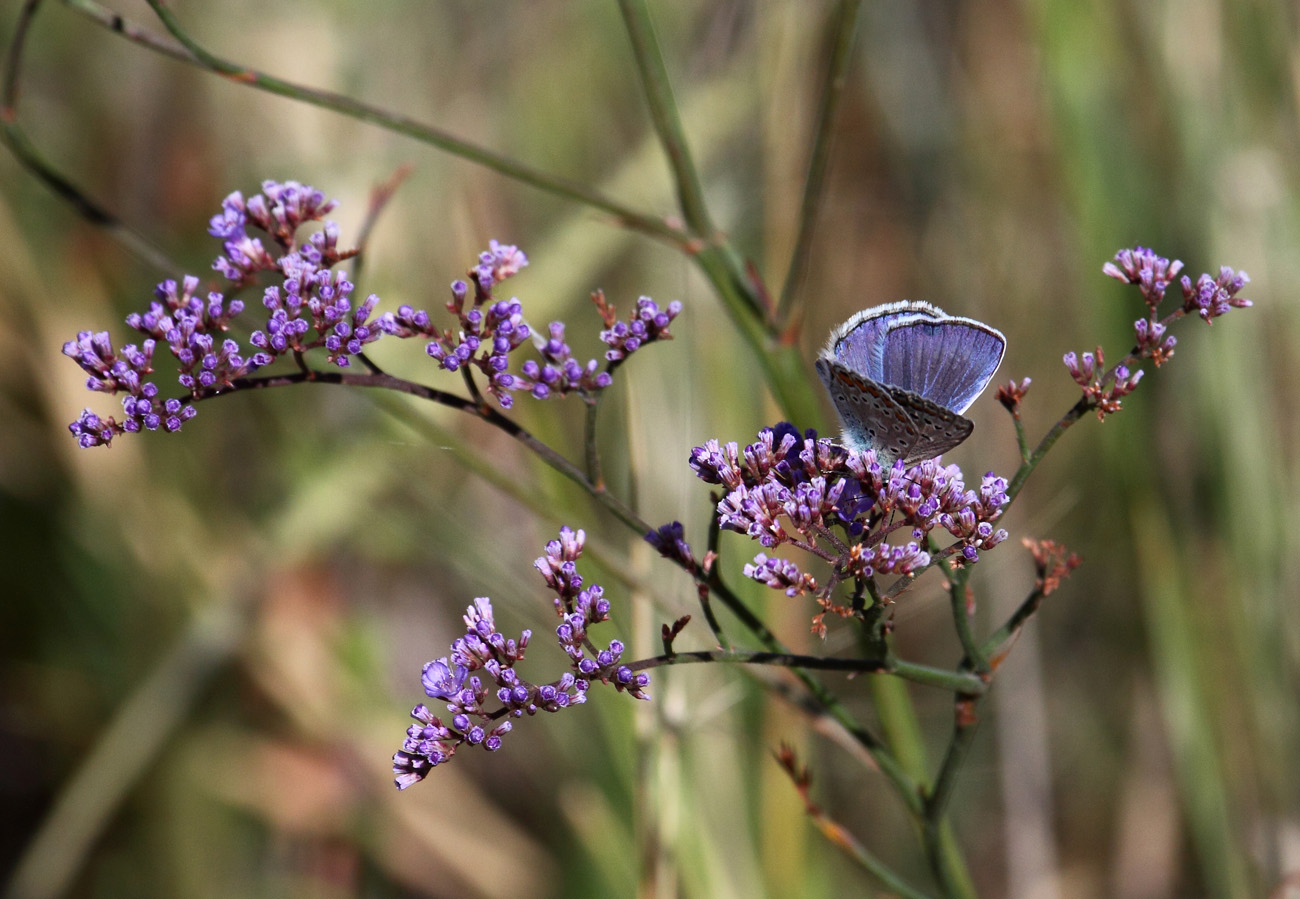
[881,384,974,464]
[815,358,919,462]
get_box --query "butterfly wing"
[822,301,944,382]
[815,358,919,463]
[877,315,1006,414]
[882,384,975,464]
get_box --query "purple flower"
[394,528,648,790]
[744,553,817,596]
[599,295,682,363]
[1081,249,1252,416]
[645,521,694,570]
[209,182,338,286]
[519,321,611,398]
[1103,247,1184,307]
[421,659,469,700]
[1063,345,1145,420]
[62,330,198,441]
[1181,267,1252,323]
[1134,318,1176,366]
[474,240,529,292]
[689,424,1010,629]
[394,254,679,407]
[65,181,394,447]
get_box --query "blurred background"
[1,1,1297,897]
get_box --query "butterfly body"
[816,301,1005,465]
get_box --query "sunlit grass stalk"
[776,0,865,322]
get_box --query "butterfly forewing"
[824,301,943,383]
[878,317,1006,415]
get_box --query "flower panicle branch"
[1064,246,1252,421]
[392,526,649,790]
[63,180,683,446]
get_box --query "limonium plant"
[58,180,1252,897]
[15,4,1257,895]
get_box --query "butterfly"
[815,301,1006,466]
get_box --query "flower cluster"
[392,527,647,790]
[995,377,1032,418]
[63,181,383,444]
[1022,538,1082,598]
[687,423,1008,632]
[1103,246,1183,307]
[645,520,695,572]
[521,321,613,398]
[379,257,681,408]
[409,271,539,408]
[1069,247,1253,419]
[1180,267,1252,323]
[534,527,650,699]
[474,239,530,293]
[64,331,169,447]
[63,180,686,446]
[209,181,342,286]
[1063,346,1143,419]
[594,291,682,363]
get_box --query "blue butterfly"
[815,301,1006,465]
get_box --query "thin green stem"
[697,572,919,804]
[0,120,177,272]
[1,0,177,271]
[1006,328,1173,506]
[63,0,685,246]
[980,583,1049,663]
[696,510,732,649]
[583,397,604,489]
[922,698,983,899]
[615,0,714,238]
[223,368,649,534]
[925,704,981,823]
[618,0,794,355]
[1013,412,1029,463]
[1004,395,1091,503]
[943,561,988,674]
[819,824,935,899]
[784,776,935,899]
[629,649,987,694]
[891,660,986,694]
[777,0,864,322]
[2,0,42,109]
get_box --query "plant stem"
[1004,395,1090,503]
[922,697,983,899]
[66,0,689,246]
[628,649,988,695]
[616,0,714,239]
[943,562,988,674]
[980,583,1048,663]
[777,0,864,322]
[1,0,177,271]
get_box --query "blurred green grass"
[1,1,1297,897]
